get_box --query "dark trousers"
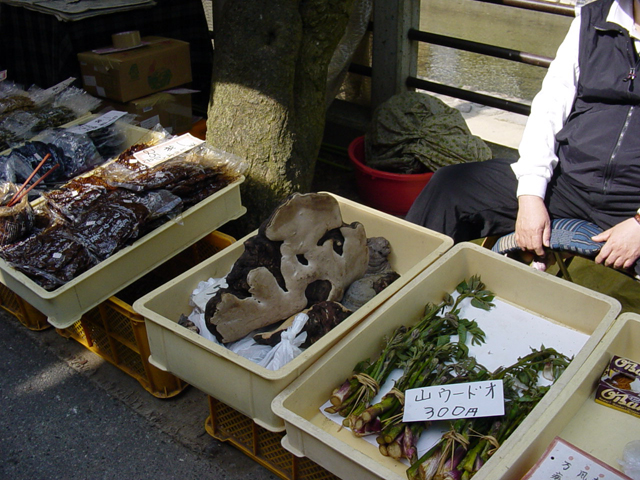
[405,158,639,244]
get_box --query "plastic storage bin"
[0,177,245,329]
[0,114,246,329]
[205,396,340,480]
[133,192,453,432]
[0,116,154,332]
[57,231,235,398]
[271,242,622,480]
[347,136,433,217]
[478,311,640,480]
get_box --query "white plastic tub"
[0,177,246,329]
[133,193,454,432]
[271,242,622,480]
[482,311,640,480]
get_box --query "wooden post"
[371,0,420,110]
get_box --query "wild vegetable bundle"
[325,275,572,480]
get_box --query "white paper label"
[403,380,505,423]
[44,77,76,97]
[66,110,127,135]
[522,437,631,480]
[133,133,204,167]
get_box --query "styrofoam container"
[476,311,640,480]
[133,193,454,432]
[0,177,245,329]
[271,242,622,480]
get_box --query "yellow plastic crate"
[205,397,340,480]
[0,283,49,331]
[57,231,235,398]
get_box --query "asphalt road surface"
[0,311,279,480]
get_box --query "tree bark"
[206,0,355,235]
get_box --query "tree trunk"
[206,0,355,235]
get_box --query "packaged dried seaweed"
[37,128,103,177]
[101,139,246,195]
[69,189,150,260]
[41,176,112,224]
[0,182,34,245]
[0,222,99,291]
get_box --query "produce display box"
[271,242,622,480]
[0,283,48,331]
[57,231,235,399]
[133,193,453,432]
[0,115,155,331]
[205,396,340,480]
[481,311,640,480]
[0,176,246,330]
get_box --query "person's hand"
[592,217,640,271]
[515,195,550,257]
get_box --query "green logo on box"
[148,68,172,89]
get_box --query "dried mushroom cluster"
[204,192,381,344]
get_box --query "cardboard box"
[103,91,193,134]
[271,243,622,480]
[78,37,192,102]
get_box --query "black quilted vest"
[556,0,640,196]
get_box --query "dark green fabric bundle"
[364,92,492,174]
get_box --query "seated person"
[406,0,640,277]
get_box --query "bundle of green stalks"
[324,276,572,480]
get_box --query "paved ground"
[0,310,280,480]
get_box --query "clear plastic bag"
[0,182,34,245]
[619,440,640,480]
[257,312,308,370]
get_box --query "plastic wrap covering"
[0,183,34,245]
[85,116,135,159]
[0,79,102,149]
[0,83,34,115]
[37,128,103,177]
[0,135,245,290]
[365,92,493,174]
[0,222,99,291]
[69,189,150,260]
[101,141,247,208]
[42,176,112,224]
[0,141,68,188]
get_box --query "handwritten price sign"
[403,380,505,423]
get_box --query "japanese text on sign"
[67,110,128,135]
[133,133,205,167]
[403,380,505,423]
[521,437,631,480]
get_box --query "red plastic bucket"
[347,136,433,216]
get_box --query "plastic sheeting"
[365,91,493,174]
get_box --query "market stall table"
[0,0,213,113]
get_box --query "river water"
[418,0,575,103]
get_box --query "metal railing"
[351,0,576,116]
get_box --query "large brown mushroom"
[205,192,368,343]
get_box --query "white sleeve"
[511,12,581,198]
